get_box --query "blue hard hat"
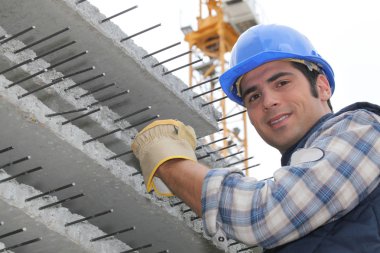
[219,24,335,106]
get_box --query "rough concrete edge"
[0,241,14,252]
[64,0,222,131]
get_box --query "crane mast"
[182,0,259,172]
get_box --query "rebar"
[25,183,75,202]
[100,6,137,23]
[120,24,161,42]
[142,42,181,59]
[13,27,70,54]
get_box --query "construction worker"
[132,24,380,252]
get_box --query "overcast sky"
[88,0,379,179]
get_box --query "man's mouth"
[268,114,290,127]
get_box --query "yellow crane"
[182,0,259,171]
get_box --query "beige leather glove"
[131,119,197,196]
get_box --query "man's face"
[240,61,331,154]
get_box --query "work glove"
[131,119,197,196]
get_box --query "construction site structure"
[182,0,259,172]
[0,0,264,252]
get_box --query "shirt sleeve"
[201,110,380,249]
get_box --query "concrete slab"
[0,80,223,252]
[0,0,255,252]
[0,0,220,138]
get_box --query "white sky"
[88,0,379,179]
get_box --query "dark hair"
[291,62,333,111]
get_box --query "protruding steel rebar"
[190,216,201,221]
[193,86,221,99]
[13,27,70,54]
[6,69,47,88]
[152,51,191,68]
[181,77,219,92]
[100,6,138,23]
[210,143,237,154]
[83,128,122,145]
[0,237,42,252]
[238,246,259,252]
[62,108,100,125]
[227,156,253,167]
[120,24,161,42]
[0,228,26,240]
[90,226,135,242]
[162,59,202,76]
[216,150,244,161]
[123,115,160,131]
[0,59,33,75]
[197,144,237,160]
[0,166,43,184]
[241,163,260,171]
[65,209,113,227]
[47,50,88,70]
[51,66,95,83]
[88,90,130,107]
[170,201,183,207]
[76,82,115,99]
[6,51,88,89]
[83,115,159,144]
[0,26,36,45]
[35,40,76,59]
[0,40,76,75]
[228,241,240,247]
[18,66,95,99]
[0,156,31,169]
[64,72,105,91]
[38,193,85,210]
[217,110,247,122]
[142,42,181,59]
[196,137,228,150]
[25,183,75,202]
[121,244,153,253]
[105,150,133,161]
[114,106,151,123]
[201,96,227,107]
[45,107,88,117]
[131,171,142,176]
[197,128,224,140]
[0,146,13,154]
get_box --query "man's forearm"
[155,159,209,216]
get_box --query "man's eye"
[248,93,261,102]
[277,80,289,87]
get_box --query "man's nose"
[262,92,279,111]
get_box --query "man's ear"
[316,74,331,101]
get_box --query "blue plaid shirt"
[201,106,380,249]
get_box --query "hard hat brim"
[220,51,335,106]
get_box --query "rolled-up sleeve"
[201,110,380,249]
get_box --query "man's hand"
[131,119,197,196]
